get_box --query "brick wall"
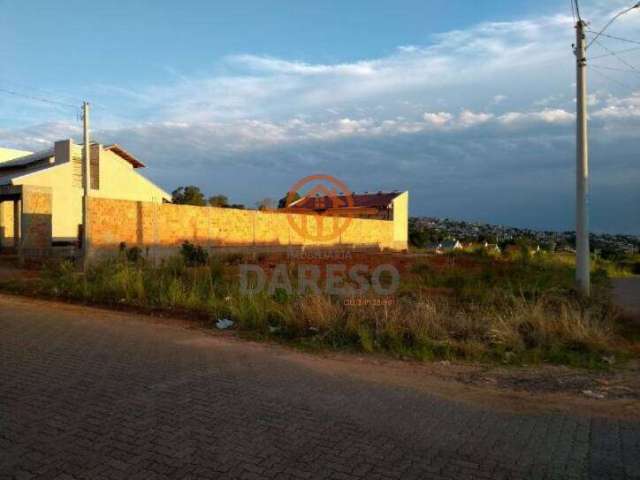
[87,197,396,257]
[20,187,52,258]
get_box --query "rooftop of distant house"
[287,191,404,212]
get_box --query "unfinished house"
[0,139,170,257]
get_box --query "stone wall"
[87,197,398,258]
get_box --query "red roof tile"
[288,192,400,211]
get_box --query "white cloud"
[63,8,581,130]
[498,108,575,125]
[458,110,494,127]
[587,94,600,107]
[423,112,453,126]
[0,122,82,150]
[228,55,377,77]
[592,92,640,119]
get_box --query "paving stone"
[1,295,639,479]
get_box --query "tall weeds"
[36,250,632,368]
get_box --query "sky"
[0,0,639,234]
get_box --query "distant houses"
[483,241,501,253]
[441,239,463,251]
[426,239,463,254]
[423,236,554,257]
[411,216,640,259]
[425,239,506,255]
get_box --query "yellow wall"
[0,201,16,247]
[16,162,82,241]
[91,147,170,203]
[392,191,409,250]
[87,197,400,258]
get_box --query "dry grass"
[20,248,637,368]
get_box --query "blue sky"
[1,0,639,233]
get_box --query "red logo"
[284,174,355,241]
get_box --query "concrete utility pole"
[82,101,91,269]
[573,2,640,296]
[575,20,590,296]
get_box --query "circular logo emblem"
[284,174,355,242]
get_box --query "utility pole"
[572,2,640,295]
[82,101,91,270]
[575,20,590,296]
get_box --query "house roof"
[0,162,65,186]
[0,148,54,170]
[288,191,401,211]
[0,143,145,175]
[441,239,460,248]
[105,144,145,168]
[0,147,33,164]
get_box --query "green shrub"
[180,241,209,266]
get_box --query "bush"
[118,242,143,264]
[180,241,209,267]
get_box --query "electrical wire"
[593,38,640,74]
[573,0,582,21]
[570,0,577,23]
[0,78,84,105]
[0,86,78,109]
[589,64,640,75]
[590,64,637,90]
[586,30,640,46]
[587,2,640,50]
[590,45,640,59]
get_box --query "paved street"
[1,294,639,480]
[613,277,640,317]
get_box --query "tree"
[171,186,206,206]
[278,191,301,209]
[256,198,275,211]
[408,219,441,248]
[208,194,229,207]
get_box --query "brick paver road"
[1,294,639,480]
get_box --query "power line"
[0,78,83,105]
[570,0,577,22]
[587,2,640,50]
[590,64,637,90]
[589,63,640,75]
[0,86,78,109]
[593,38,640,74]
[586,30,640,46]
[590,45,640,59]
[573,0,582,21]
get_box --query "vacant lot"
[4,247,637,369]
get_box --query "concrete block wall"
[87,197,398,258]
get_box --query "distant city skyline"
[1,0,639,234]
